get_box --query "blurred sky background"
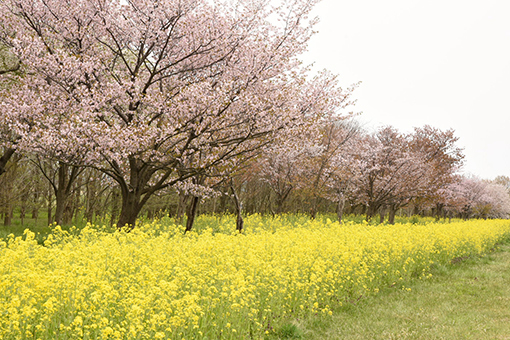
[300,0,510,180]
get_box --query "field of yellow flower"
[1,215,509,340]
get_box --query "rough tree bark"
[176,192,189,222]
[53,163,82,225]
[117,189,144,230]
[366,203,380,222]
[0,148,15,177]
[115,158,169,230]
[184,195,200,233]
[230,182,244,232]
[379,205,386,224]
[274,186,293,214]
[3,203,12,226]
[336,192,345,224]
[387,204,397,225]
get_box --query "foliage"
[1,215,509,339]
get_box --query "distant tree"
[311,119,362,222]
[32,158,84,225]
[260,142,308,214]
[347,125,463,224]
[0,154,20,225]
[409,125,464,217]
[352,127,418,222]
[299,117,359,219]
[483,182,510,218]
[493,176,510,192]
[453,176,510,219]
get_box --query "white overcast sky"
[300,0,510,180]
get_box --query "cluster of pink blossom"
[0,0,353,227]
[256,121,472,223]
[440,176,510,219]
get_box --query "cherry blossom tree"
[0,0,350,228]
[259,124,323,215]
[300,117,359,218]
[260,143,307,214]
[308,118,361,222]
[0,44,20,177]
[484,182,510,218]
[349,125,462,224]
[350,127,417,222]
[452,176,510,219]
[428,174,463,220]
[31,158,85,225]
[409,125,464,217]
[493,175,510,192]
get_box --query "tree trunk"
[435,203,444,221]
[32,191,39,220]
[275,194,285,215]
[184,196,200,233]
[20,204,26,226]
[110,188,120,227]
[0,147,16,177]
[366,203,378,222]
[379,205,386,224]
[113,157,168,230]
[388,204,397,225]
[336,192,345,223]
[63,200,74,225]
[116,189,145,230]
[3,203,12,226]
[85,175,96,222]
[47,185,53,226]
[230,183,244,232]
[275,186,292,214]
[53,163,82,225]
[54,185,67,225]
[176,192,189,222]
[236,212,244,232]
[310,195,319,219]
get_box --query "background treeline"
[2,119,509,230]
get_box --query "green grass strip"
[293,239,510,340]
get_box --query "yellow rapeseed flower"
[0,216,508,339]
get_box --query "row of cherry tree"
[251,121,510,223]
[2,115,509,230]
[1,0,509,230]
[0,0,355,229]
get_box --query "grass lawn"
[293,240,510,340]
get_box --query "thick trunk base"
[117,192,142,231]
[388,205,397,225]
[185,196,200,233]
[336,193,345,224]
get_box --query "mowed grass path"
[301,241,510,340]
